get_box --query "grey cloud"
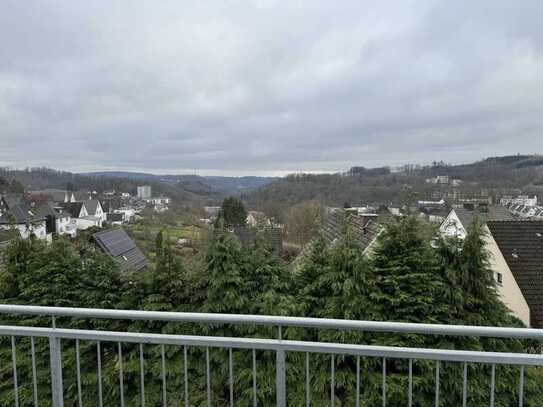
[1,0,543,175]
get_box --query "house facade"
[440,204,514,240]
[485,221,543,328]
[0,204,49,241]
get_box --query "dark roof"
[30,189,69,203]
[33,203,63,219]
[487,221,543,328]
[84,200,101,215]
[453,205,514,230]
[92,228,149,272]
[296,211,381,264]
[321,211,381,250]
[1,194,24,210]
[60,202,84,218]
[0,204,46,224]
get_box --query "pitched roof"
[487,221,543,328]
[321,211,381,250]
[0,204,46,224]
[33,203,60,219]
[60,202,85,218]
[84,200,101,215]
[1,194,24,210]
[296,211,381,264]
[453,205,514,230]
[92,228,149,272]
[30,189,70,203]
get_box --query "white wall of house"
[484,226,531,327]
[439,210,467,239]
[114,208,135,222]
[96,203,106,223]
[76,218,100,230]
[0,222,49,241]
[56,216,76,237]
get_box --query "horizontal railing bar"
[0,304,541,339]
[0,325,542,366]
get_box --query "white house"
[60,202,100,230]
[0,204,50,241]
[34,203,77,238]
[440,204,514,240]
[501,195,538,207]
[485,221,543,328]
[84,200,106,226]
[114,207,136,223]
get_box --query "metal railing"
[0,304,541,407]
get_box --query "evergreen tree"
[218,196,247,227]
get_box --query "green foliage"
[218,196,247,227]
[0,215,542,405]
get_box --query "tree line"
[0,215,541,405]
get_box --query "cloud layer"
[1,0,543,175]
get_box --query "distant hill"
[246,154,543,207]
[83,171,277,194]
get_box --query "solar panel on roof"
[93,228,148,271]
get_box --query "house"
[246,211,271,228]
[114,207,136,223]
[33,203,76,238]
[60,202,100,230]
[106,213,124,226]
[295,211,381,265]
[0,203,49,241]
[485,221,543,327]
[137,186,152,199]
[0,193,24,214]
[440,204,514,240]
[84,200,106,226]
[92,228,149,272]
[501,195,538,207]
[60,202,87,218]
[73,191,93,201]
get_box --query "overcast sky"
[1,1,543,176]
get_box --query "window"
[496,272,503,286]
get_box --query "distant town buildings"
[137,186,152,199]
[500,195,538,207]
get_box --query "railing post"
[49,336,64,407]
[276,349,286,407]
[276,325,286,407]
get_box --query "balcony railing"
[1,304,542,406]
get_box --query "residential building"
[92,228,149,272]
[106,213,124,226]
[440,204,514,240]
[0,203,49,241]
[114,207,136,223]
[84,199,106,226]
[137,186,152,199]
[34,203,76,238]
[246,211,270,228]
[485,221,543,327]
[294,211,381,266]
[501,195,538,207]
[0,193,24,214]
[60,202,100,230]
